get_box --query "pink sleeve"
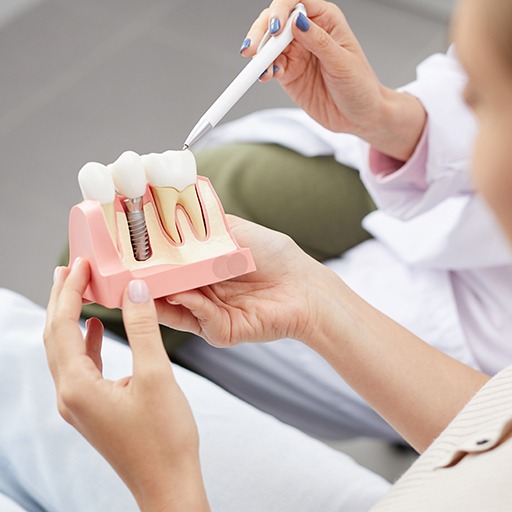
[367,123,429,190]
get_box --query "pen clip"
[256,3,306,54]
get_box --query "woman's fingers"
[242,1,307,57]
[273,55,286,77]
[266,0,296,36]
[161,291,209,330]
[46,265,69,320]
[45,258,91,369]
[122,280,173,381]
[292,11,344,66]
[155,297,201,335]
[243,0,334,56]
[161,289,230,345]
[166,290,220,328]
[242,8,270,57]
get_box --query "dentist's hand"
[44,260,210,512]
[157,216,328,348]
[241,0,426,161]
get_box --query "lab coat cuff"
[367,122,429,189]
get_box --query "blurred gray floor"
[0,0,453,486]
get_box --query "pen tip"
[182,144,189,151]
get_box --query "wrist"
[296,262,356,351]
[357,87,427,162]
[133,460,210,512]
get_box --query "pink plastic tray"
[68,177,255,308]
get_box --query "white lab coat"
[197,48,512,376]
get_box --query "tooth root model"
[142,149,207,244]
[78,161,117,243]
[110,151,152,262]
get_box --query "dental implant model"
[110,151,151,262]
[68,147,255,309]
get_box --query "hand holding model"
[159,215,488,454]
[44,260,210,512]
[243,0,427,161]
[156,215,324,347]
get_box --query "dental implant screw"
[123,197,151,261]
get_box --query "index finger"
[266,0,298,36]
[266,0,330,34]
[243,2,297,56]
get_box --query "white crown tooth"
[142,153,172,188]
[181,148,197,178]
[78,162,116,204]
[110,150,147,198]
[162,149,197,191]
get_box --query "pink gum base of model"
[68,177,256,309]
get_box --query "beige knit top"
[371,365,512,511]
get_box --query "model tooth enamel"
[142,149,206,243]
[78,162,117,242]
[109,150,148,199]
[109,151,152,261]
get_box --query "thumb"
[122,280,172,378]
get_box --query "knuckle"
[42,326,51,346]
[317,31,331,51]
[58,385,85,416]
[126,312,158,336]
[140,367,171,389]
[48,313,67,335]
[57,398,73,423]
[329,2,346,21]
[51,321,69,343]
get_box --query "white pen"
[183,3,307,149]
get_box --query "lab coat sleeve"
[358,48,512,269]
[359,47,477,220]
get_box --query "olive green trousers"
[67,143,375,352]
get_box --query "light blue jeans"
[0,289,390,512]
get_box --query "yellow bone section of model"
[151,184,207,243]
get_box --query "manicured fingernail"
[268,18,281,35]
[85,318,91,329]
[259,69,268,79]
[239,37,251,53]
[128,280,150,304]
[53,266,62,284]
[269,18,280,35]
[273,65,279,73]
[71,257,82,271]
[296,12,310,32]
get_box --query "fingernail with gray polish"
[128,280,150,304]
[239,37,251,53]
[296,12,310,32]
[259,69,268,80]
[273,65,279,73]
[71,257,82,271]
[53,266,61,284]
[269,18,280,35]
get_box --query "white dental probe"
[183,3,306,149]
